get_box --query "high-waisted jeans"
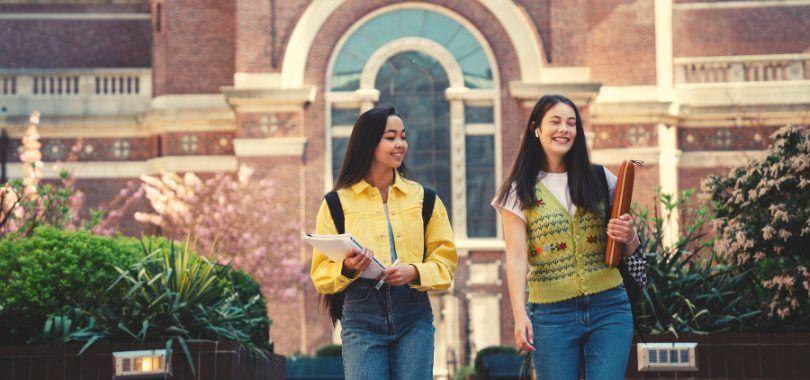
[529,285,633,380]
[341,279,434,380]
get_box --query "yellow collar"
[350,170,410,194]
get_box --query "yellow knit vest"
[525,181,622,304]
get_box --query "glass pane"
[461,50,493,88]
[376,51,453,222]
[397,9,426,36]
[466,135,496,237]
[332,108,359,126]
[330,8,494,91]
[465,106,493,124]
[445,28,479,60]
[332,137,349,182]
[419,11,458,44]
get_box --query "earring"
[534,129,540,139]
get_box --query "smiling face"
[372,115,408,170]
[535,102,577,162]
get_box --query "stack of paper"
[303,233,385,279]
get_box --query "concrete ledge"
[233,137,307,158]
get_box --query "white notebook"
[303,233,385,279]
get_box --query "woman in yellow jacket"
[310,106,457,379]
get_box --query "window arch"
[326,4,500,240]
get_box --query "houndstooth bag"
[623,249,647,288]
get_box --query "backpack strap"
[324,191,344,234]
[421,187,437,262]
[322,191,345,324]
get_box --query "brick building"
[1,0,809,377]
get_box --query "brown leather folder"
[605,160,642,267]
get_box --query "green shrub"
[473,345,518,373]
[226,268,271,351]
[454,365,476,380]
[41,238,273,374]
[0,227,148,344]
[634,190,760,335]
[315,344,342,357]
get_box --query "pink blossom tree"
[703,124,810,324]
[135,167,306,300]
[1,111,144,237]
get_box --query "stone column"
[658,123,681,247]
[446,87,468,240]
[222,84,316,355]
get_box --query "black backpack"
[592,164,647,334]
[321,187,436,324]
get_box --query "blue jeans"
[529,285,633,380]
[341,279,434,380]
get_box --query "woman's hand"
[608,213,641,257]
[381,264,418,286]
[342,247,373,277]
[607,213,637,244]
[514,311,535,352]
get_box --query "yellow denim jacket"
[310,173,457,294]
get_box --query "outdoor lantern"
[637,342,698,372]
[112,349,171,378]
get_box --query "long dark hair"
[323,106,411,324]
[495,94,603,214]
[333,106,410,191]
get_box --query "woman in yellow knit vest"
[311,106,457,379]
[492,95,640,379]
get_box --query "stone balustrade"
[674,54,809,84]
[0,68,151,116]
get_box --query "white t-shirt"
[491,170,618,223]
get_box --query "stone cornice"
[509,81,602,107]
[233,137,307,158]
[221,86,317,112]
[7,156,237,179]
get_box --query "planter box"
[626,333,810,379]
[0,341,285,380]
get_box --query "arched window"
[327,5,499,239]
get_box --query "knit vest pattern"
[525,181,622,304]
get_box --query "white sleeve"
[491,184,527,223]
[605,168,618,206]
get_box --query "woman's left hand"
[382,264,418,286]
[607,213,637,244]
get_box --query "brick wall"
[678,167,728,194]
[0,4,151,68]
[151,0,235,96]
[550,0,590,67]
[592,124,658,149]
[678,126,779,151]
[72,178,157,236]
[274,0,311,74]
[674,6,810,57]
[587,0,657,85]
[516,0,552,64]
[234,0,310,73]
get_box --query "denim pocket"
[409,287,429,304]
[344,281,374,304]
